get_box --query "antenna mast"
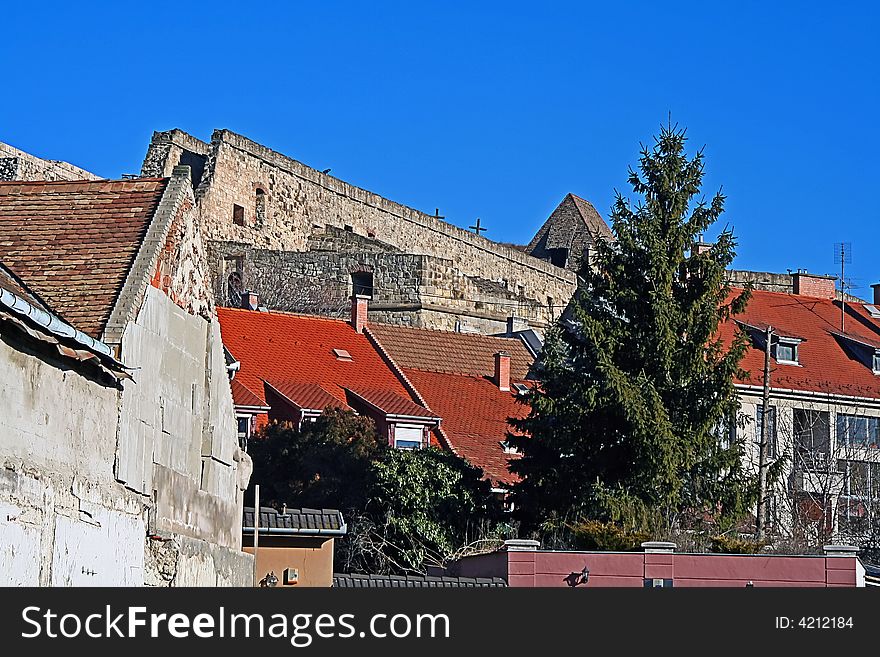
[834,242,852,332]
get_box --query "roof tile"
[0,178,168,338]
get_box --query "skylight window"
[865,304,880,319]
[512,382,530,396]
[332,348,353,362]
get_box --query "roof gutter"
[0,287,128,374]
[242,524,348,537]
[736,383,880,408]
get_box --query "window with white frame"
[836,413,880,449]
[773,337,800,364]
[713,412,737,449]
[837,460,880,532]
[793,408,830,470]
[393,424,424,450]
[236,415,253,448]
[873,351,880,374]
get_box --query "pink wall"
[455,549,861,588]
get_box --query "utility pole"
[253,484,260,587]
[756,326,773,541]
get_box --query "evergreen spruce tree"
[509,124,756,538]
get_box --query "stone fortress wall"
[142,129,577,332]
[0,141,100,182]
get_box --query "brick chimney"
[792,271,837,300]
[494,351,511,392]
[871,284,880,306]
[691,239,712,256]
[241,291,259,310]
[351,294,369,333]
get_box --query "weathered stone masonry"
[0,141,100,182]
[211,226,555,333]
[142,129,577,331]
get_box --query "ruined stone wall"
[142,129,576,328]
[0,141,100,182]
[211,239,552,333]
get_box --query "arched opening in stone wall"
[255,187,266,226]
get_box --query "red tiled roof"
[403,368,529,486]
[723,288,880,398]
[344,387,440,420]
[0,263,47,309]
[266,380,347,412]
[367,323,533,379]
[217,307,422,413]
[230,378,269,409]
[0,178,169,338]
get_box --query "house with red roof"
[725,271,880,543]
[0,165,253,586]
[219,296,442,451]
[367,322,534,489]
[218,295,535,489]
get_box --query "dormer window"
[830,331,880,375]
[392,424,424,450]
[773,337,800,364]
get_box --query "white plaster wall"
[0,337,147,587]
[0,335,119,484]
[116,286,244,551]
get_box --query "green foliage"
[569,520,651,552]
[249,407,384,512]
[248,410,503,574]
[360,448,501,572]
[509,123,757,537]
[708,534,768,554]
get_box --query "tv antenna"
[834,242,852,332]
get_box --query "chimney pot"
[351,295,369,333]
[241,291,259,310]
[871,284,880,306]
[494,351,511,392]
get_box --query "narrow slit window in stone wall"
[233,204,245,226]
[255,188,266,226]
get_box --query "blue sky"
[2,2,877,294]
